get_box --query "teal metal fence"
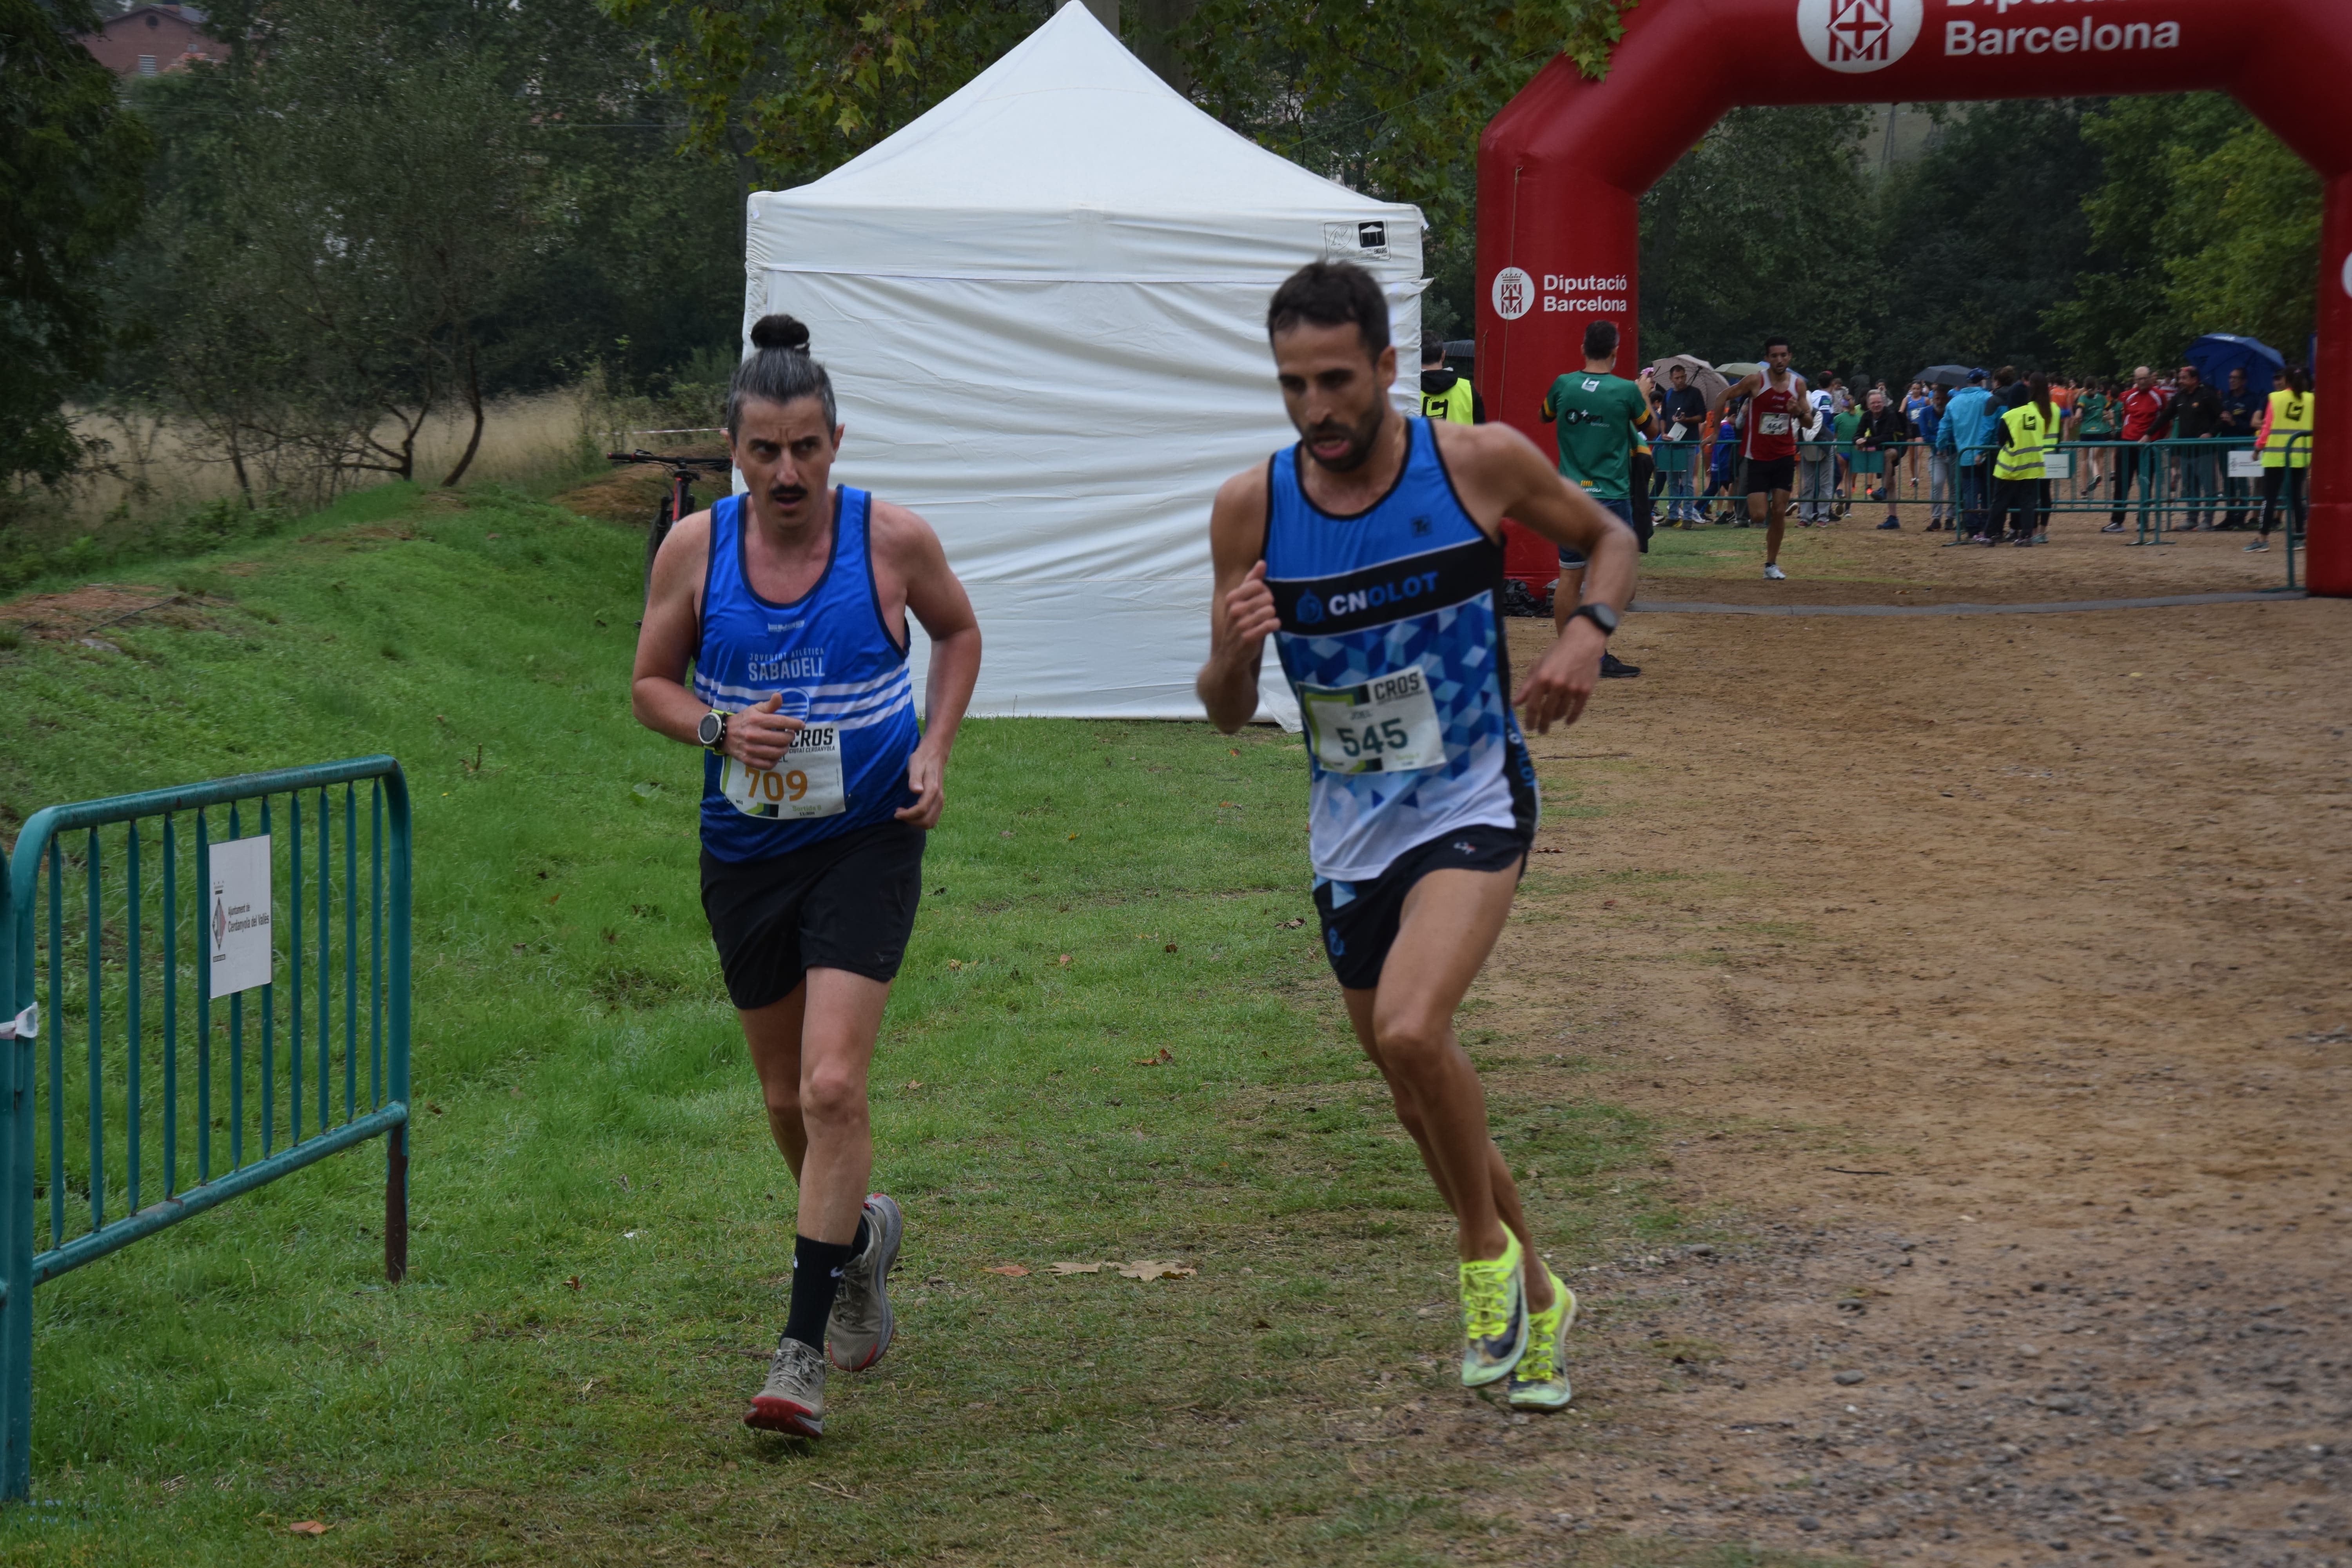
[1648,433,2311,585]
[0,757,410,1501]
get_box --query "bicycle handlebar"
[605,450,735,472]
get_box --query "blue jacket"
[1943,387,1997,466]
[1915,403,1943,451]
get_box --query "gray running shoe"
[745,1334,825,1436]
[827,1193,903,1371]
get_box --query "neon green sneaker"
[1507,1266,1579,1410]
[1457,1231,1529,1388]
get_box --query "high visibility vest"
[2261,388,2313,468]
[1421,378,1475,425]
[1993,402,2054,481]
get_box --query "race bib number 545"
[719,724,845,818]
[1300,666,1445,775]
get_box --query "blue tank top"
[695,488,920,862]
[1263,417,1538,885]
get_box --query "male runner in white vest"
[632,314,982,1438]
[1197,262,1637,1410]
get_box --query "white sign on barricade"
[2228,451,2264,479]
[208,835,273,998]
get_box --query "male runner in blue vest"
[632,314,982,1439]
[1196,261,1637,1410]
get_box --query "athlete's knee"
[1370,1013,1449,1070]
[798,1063,869,1129]
[762,1081,802,1123]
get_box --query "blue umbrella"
[2183,334,2284,394]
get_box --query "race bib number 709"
[718,723,845,818]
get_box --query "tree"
[0,0,153,496]
[1179,0,1635,334]
[1637,105,1875,374]
[2046,94,2321,375]
[595,0,1056,211]
[1864,100,2106,378]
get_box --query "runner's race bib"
[719,723,845,819]
[1299,666,1445,775]
[1760,413,1791,436]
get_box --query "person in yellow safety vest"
[1419,331,1483,424]
[1991,371,2059,547]
[2247,364,2314,553]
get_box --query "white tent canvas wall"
[742,0,1425,724]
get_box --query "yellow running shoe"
[1457,1232,1529,1388]
[1507,1265,1579,1410]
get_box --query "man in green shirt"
[1540,320,1651,675]
[1831,399,1864,517]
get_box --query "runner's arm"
[629,512,799,771]
[878,503,982,829]
[1437,423,1636,735]
[1197,466,1278,733]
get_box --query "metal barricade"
[0,757,411,1501]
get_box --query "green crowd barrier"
[1646,432,2310,586]
[0,757,412,1501]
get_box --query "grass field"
[0,482,1794,1566]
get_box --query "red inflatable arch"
[1476,0,2352,593]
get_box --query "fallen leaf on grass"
[1163,942,1178,953]
[288,1521,330,1537]
[1067,833,1078,841]
[1118,1260,1196,1281]
[1133,1047,1173,1066]
[1056,953,1072,966]
[566,1275,581,1291]
[904,1079,924,1090]
[1049,1261,1112,1275]
[946,958,963,971]
[1278,918,1305,929]
[427,1102,445,1116]
[984,1264,1030,1277]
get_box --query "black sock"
[784,1233,858,1350]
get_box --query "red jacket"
[2119,387,2166,441]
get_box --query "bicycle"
[606,449,735,599]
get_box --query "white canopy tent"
[743,1,1426,724]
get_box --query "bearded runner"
[632,313,982,1439]
[1196,261,1639,1410]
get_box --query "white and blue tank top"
[695,487,920,861]
[1263,417,1539,884]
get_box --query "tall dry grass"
[65,387,605,525]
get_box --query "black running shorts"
[1312,823,1532,992]
[700,818,926,1010]
[1745,455,1796,495]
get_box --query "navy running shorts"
[1312,823,1532,992]
[700,818,926,1010]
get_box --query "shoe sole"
[1508,1285,1581,1410]
[830,1194,903,1372]
[744,1397,822,1437]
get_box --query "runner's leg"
[744,968,888,1245]
[1338,864,1552,1304]
[1552,563,1585,638]
[1765,486,1789,566]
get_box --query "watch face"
[699,712,722,746]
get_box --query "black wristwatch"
[1567,603,1619,637]
[697,709,729,751]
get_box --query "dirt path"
[1472,524,2350,1566]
